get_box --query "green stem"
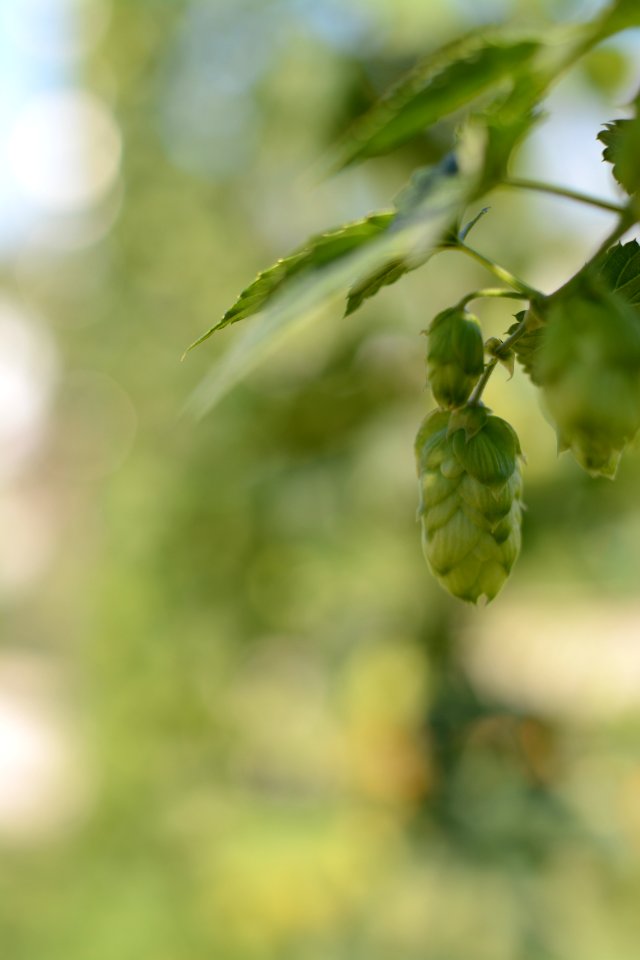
[589,208,635,263]
[501,178,626,215]
[551,206,636,302]
[468,314,530,406]
[457,288,529,309]
[468,359,498,406]
[452,242,542,299]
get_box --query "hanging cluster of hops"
[415,408,524,604]
[416,307,524,604]
[417,252,640,602]
[535,278,640,478]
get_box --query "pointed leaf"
[186,212,395,351]
[345,156,458,316]
[186,172,475,415]
[345,256,413,316]
[333,34,541,168]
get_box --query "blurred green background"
[2,1,640,958]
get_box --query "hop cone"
[415,407,523,604]
[538,280,640,478]
[426,307,484,408]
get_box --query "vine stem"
[500,178,627,215]
[451,242,541,299]
[457,288,529,309]
[468,360,499,406]
[588,207,636,262]
[468,314,531,406]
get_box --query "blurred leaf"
[345,256,413,316]
[186,171,475,415]
[186,212,395,351]
[597,0,640,36]
[346,156,460,316]
[333,33,542,168]
[458,206,490,242]
[477,77,544,189]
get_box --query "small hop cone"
[426,307,484,408]
[538,281,640,478]
[507,308,546,385]
[415,407,523,604]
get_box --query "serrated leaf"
[186,171,475,415]
[333,33,541,168]
[345,256,413,316]
[598,114,640,194]
[345,155,458,316]
[186,212,395,352]
[599,240,640,305]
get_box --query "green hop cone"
[506,307,546,385]
[426,307,484,408]
[415,407,523,604]
[538,280,640,478]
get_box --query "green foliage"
[186,211,394,350]
[597,0,640,36]
[187,1,640,602]
[333,34,542,168]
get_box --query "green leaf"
[596,0,640,37]
[345,156,458,316]
[598,110,640,194]
[186,212,395,351]
[186,171,475,415]
[345,256,414,316]
[333,33,541,168]
[599,240,640,305]
[458,207,490,242]
[477,78,543,189]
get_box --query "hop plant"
[537,279,640,478]
[190,0,640,602]
[426,307,485,407]
[415,406,523,603]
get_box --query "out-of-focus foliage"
[2,1,640,959]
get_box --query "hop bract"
[426,307,485,408]
[415,407,523,604]
[538,281,640,478]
